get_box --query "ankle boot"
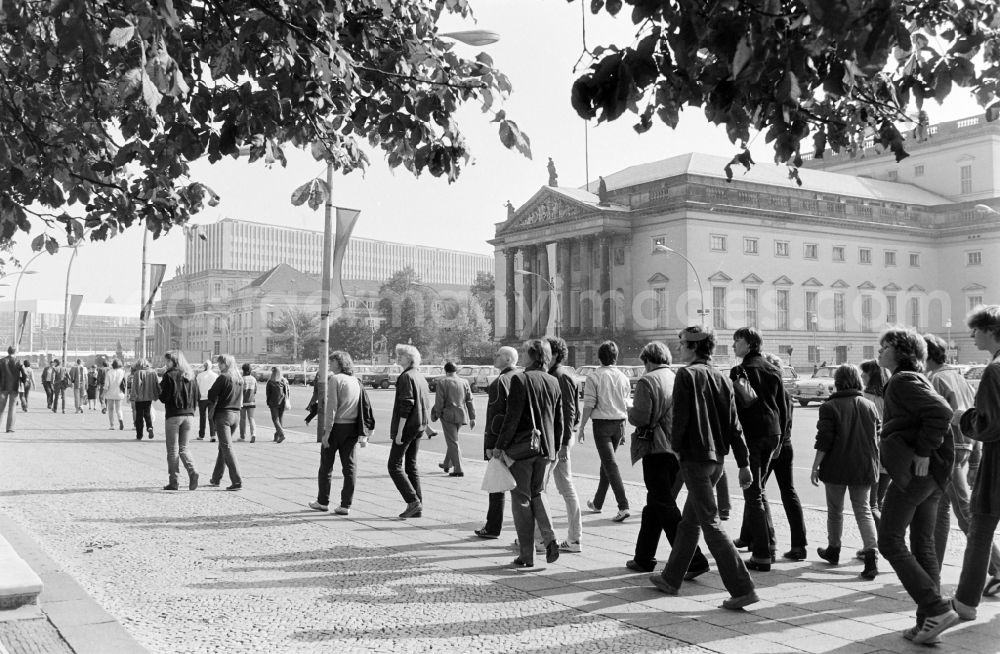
[817,545,841,565]
[860,550,878,580]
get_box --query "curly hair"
[879,328,926,373]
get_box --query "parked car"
[361,364,402,389]
[455,365,494,392]
[616,365,644,394]
[574,365,599,395]
[965,364,987,393]
[473,366,500,392]
[422,365,446,392]
[779,365,799,394]
[792,366,838,406]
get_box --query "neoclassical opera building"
[490,114,1000,368]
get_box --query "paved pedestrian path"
[0,407,998,653]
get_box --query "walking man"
[433,361,475,477]
[196,360,218,442]
[730,327,788,571]
[649,326,757,610]
[70,358,87,414]
[548,337,583,553]
[0,347,24,432]
[50,359,67,414]
[388,344,431,519]
[476,346,519,539]
[41,360,55,409]
[579,340,632,522]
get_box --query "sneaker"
[308,501,329,512]
[586,499,601,513]
[612,509,630,523]
[225,484,242,491]
[438,462,450,473]
[721,591,760,610]
[474,528,500,539]
[902,625,941,645]
[558,540,582,553]
[911,609,959,645]
[333,506,350,515]
[649,575,678,595]
[952,598,977,621]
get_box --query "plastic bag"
[481,457,517,493]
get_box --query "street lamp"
[654,244,707,326]
[514,268,560,337]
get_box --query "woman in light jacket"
[103,359,126,431]
[239,362,258,443]
[130,358,161,440]
[265,367,290,444]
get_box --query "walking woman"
[86,366,98,410]
[207,354,243,491]
[877,328,957,645]
[103,359,126,430]
[810,364,881,580]
[130,358,160,440]
[265,367,290,443]
[159,351,199,491]
[860,359,891,528]
[19,360,34,412]
[239,362,258,443]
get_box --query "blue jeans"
[509,456,555,563]
[210,410,241,486]
[955,512,1000,607]
[824,484,877,550]
[661,460,754,598]
[878,476,950,620]
[165,416,197,486]
[388,436,422,504]
[742,436,779,560]
[591,419,629,511]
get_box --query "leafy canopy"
[0,0,528,256]
[572,0,1000,182]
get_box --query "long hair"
[331,351,354,375]
[859,359,889,397]
[165,350,195,381]
[269,366,283,382]
[216,354,240,382]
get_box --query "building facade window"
[909,297,920,328]
[861,295,873,332]
[969,295,984,311]
[744,237,758,255]
[712,286,727,329]
[960,164,973,194]
[775,289,789,330]
[832,246,845,262]
[859,248,872,264]
[613,247,625,266]
[887,295,898,324]
[745,288,758,328]
[834,292,846,331]
[909,253,920,267]
[654,288,668,329]
[808,345,820,363]
[915,164,924,177]
[775,241,789,257]
[884,250,896,267]
[888,170,898,182]
[710,234,727,252]
[804,243,818,259]
[806,291,818,331]
[968,250,982,266]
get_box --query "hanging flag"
[15,311,29,346]
[330,207,361,308]
[544,242,559,337]
[141,264,167,322]
[68,294,84,332]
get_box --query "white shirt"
[196,370,218,401]
[583,365,631,420]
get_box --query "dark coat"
[672,359,749,468]
[0,355,24,393]
[265,378,290,408]
[814,390,880,486]
[731,352,788,441]
[208,373,243,416]
[549,364,579,449]
[960,354,1000,515]
[495,364,563,462]
[484,366,517,455]
[882,370,954,490]
[390,366,431,442]
[159,369,198,419]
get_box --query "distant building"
[491,114,1000,367]
[0,299,140,360]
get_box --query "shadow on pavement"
[0,486,160,497]
[79,511,316,530]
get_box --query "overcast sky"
[7,0,985,307]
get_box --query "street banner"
[331,207,361,308]
[15,310,28,345]
[68,294,84,332]
[544,241,558,337]
[141,263,167,322]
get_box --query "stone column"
[537,244,551,337]
[599,235,612,330]
[522,245,536,338]
[581,236,595,335]
[559,240,572,339]
[504,248,517,340]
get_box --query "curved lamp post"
[654,244,706,326]
[11,252,41,345]
[514,268,559,337]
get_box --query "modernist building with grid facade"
[492,114,1000,368]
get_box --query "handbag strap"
[522,373,538,431]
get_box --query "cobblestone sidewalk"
[0,409,998,653]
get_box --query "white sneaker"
[612,509,631,523]
[559,540,582,553]
[902,625,940,645]
[912,610,959,645]
[308,501,329,512]
[333,506,350,515]
[586,500,601,513]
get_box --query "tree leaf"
[44,237,60,255]
[731,36,753,79]
[141,72,163,111]
[108,25,135,49]
[290,180,313,206]
[30,234,45,252]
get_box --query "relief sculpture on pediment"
[520,198,576,227]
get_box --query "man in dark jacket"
[388,344,432,519]
[650,326,758,610]
[475,346,519,539]
[41,360,55,409]
[548,337,582,553]
[0,346,24,432]
[495,339,563,568]
[730,327,788,571]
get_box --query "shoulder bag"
[733,366,758,408]
[505,374,543,460]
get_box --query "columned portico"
[599,234,612,330]
[522,245,536,338]
[504,247,517,340]
[559,239,572,338]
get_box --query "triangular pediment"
[647,272,670,284]
[496,186,628,235]
[741,273,763,285]
[772,275,794,286]
[708,271,732,283]
[802,277,823,287]
[963,282,987,291]
[908,284,926,293]
[857,281,876,290]
[883,282,902,292]
[831,279,850,289]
